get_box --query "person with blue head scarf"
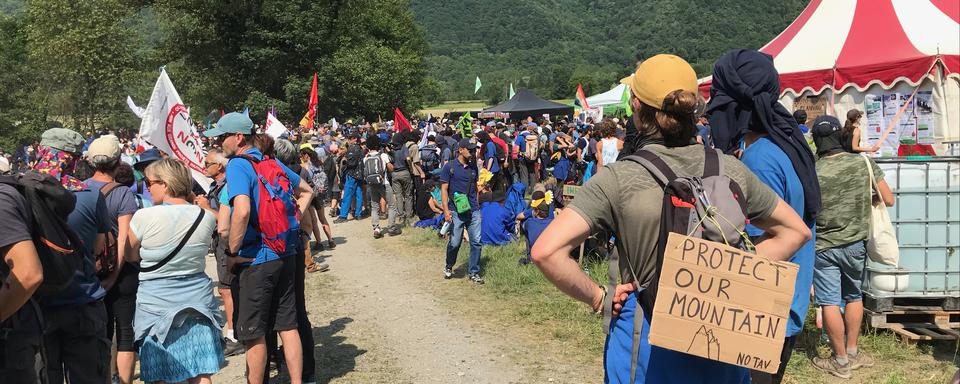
[707,49,819,384]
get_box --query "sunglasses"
[145,178,165,187]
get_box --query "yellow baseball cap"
[620,54,698,111]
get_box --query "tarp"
[586,84,629,107]
[482,89,573,118]
[699,0,960,97]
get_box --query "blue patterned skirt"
[138,315,225,383]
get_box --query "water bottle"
[439,220,451,236]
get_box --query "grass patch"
[401,228,608,357]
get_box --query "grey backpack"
[607,147,751,382]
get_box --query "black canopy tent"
[481,89,573,120]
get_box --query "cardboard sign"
[793,94,827,124]
[648,233,798,374]
[562,184,580,197]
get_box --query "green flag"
[621,85,633,117]
[509,83,515,99]
[474,76,482,94]
[457,112,473,137]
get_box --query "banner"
[265,112,287,139]
[139,68,211,192]
[648,233,798,374]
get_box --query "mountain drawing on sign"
[686,325,721,360]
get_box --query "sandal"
[306,264,323,273]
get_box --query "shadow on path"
[313,317,366,383]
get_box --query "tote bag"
[863,155,899,266]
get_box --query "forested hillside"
[412,0,808,102]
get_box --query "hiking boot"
[223,338,245,357]
[327,240,336,249]
[387,225,402,236]
[379,212,388,220]
[812,356,852,379]
[443,267,453,279]
[333,217,348,224]
[329,208,338,217]
[373,227,383,239]
[848,351,874,370]
[311,241,325,253]
[468,273,485,285]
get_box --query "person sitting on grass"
[479,191,515,246]
[415,180,445,231]
[517,190,554,265]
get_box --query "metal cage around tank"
[862,156,960,300]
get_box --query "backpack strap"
[139,208,206,273]
[621,150,678,186]
[99,182,122,199]
[702,147,721,178]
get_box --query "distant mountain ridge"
[411,0,808,101]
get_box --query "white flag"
[265,112,287,139]
[126,96,145,118]
[139,68,211,192]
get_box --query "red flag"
[394,107,413,132]
[575,83,590,109]
[300,73,318,128]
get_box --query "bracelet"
[593,286,607,315]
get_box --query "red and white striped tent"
[699,0,960,144]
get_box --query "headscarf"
[706,49,820,222]
[33,146,87,191]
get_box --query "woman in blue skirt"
[126,158,225,383]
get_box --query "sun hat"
[40,128,85,154]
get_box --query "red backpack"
[232,154,299,254]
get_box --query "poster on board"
[915,91,935,144]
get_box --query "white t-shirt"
[130,205,216,280]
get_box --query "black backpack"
[393,142,410,172]
[420,144,440,174]
[344,144,363,177]
[606,148,750,382]
[0,171,84,295]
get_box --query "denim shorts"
[813,241,867,306]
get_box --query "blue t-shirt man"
[226,148,302,265]
[438,155,479,212]
[741,136,815,338]
[42,188,110,307]
[483,141,500,174]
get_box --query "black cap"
[458,138,477,150]
[366,135,381,150]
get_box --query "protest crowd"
[8,47,959,384]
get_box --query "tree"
[25,0,137,131]
[154,0,429,123]
[0,12,44,152]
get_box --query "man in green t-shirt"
[810,116,894,379]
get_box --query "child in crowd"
[479,192,515,246]
[517,190,554,265]
[415,180,445,231]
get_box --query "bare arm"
[876,179,895,207]
[295,179,314,217]
[595,141,604,169]
[102,215,132,290]
[851,128,878,153]
[124,228,141,263]
[0,240,42,322]
[217,204,231,238]
[750,199,813,262]
[229,195,251,254]
[93,233,105,259]
[441,183,452,222]
[530,209,633,314]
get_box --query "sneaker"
[812,356,852,379]
[327,240,336,249]
[468,273,485,285]
[518,257,531,266]
[333,217,348,224]
[373,227,383,239]
[329,208,338,217]
[315,262,330,272]
[443,267,453,279]
[848,351,874,370]
[111,374,121,384]
[387,225,402,236]
[223,338,245,357]
[311,241,325,253]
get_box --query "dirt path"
[214,216,577,383]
